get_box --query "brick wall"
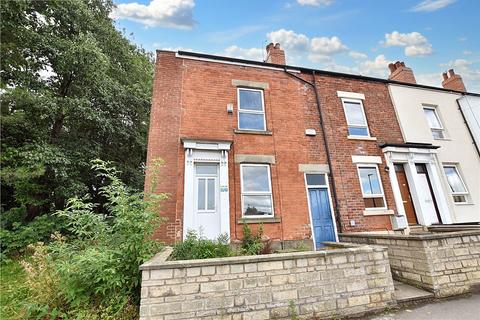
[340,231,480,297]
[145,51,405,243]
[316,75,404,232]
[139,244,395,319]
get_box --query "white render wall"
[388,84,480,223]
[458,95,480,154]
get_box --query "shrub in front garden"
[17,159,166,319]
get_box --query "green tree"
[0,0,153,245]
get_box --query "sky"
[111,0,480,92]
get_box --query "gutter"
[456,96,480,158]
[283,68,343,232]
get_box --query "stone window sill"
[237,217,281,224]
[234,129,273,135]
[348,135,377,141]
[363,209,394,216]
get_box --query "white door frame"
[182,139,231,240]
[303,173,338,250]
[383,146,452,226]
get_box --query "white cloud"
[110,0,195,29]
[223,45,264,61]
[458,37,467,42]
[384,31,433,56]
[297,0,333,6]
[358,54,391,77]
[411,0,456,12]
[267,29,309,52]
[349,51,368,60]
[310,36,348,55]
[265,29,348,64]
[463,50,473,55]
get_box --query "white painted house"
[384,63,480,227]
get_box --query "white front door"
[193,163,221,239]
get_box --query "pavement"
[363,293,480,320]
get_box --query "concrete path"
[364,294,480,320]
[393,281,433,303]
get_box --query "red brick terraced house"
[145,43,444,249]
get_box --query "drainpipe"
[456,97,480,158]
[284,68,343,231]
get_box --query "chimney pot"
[442,68,466,92]
[265,42,286,65]
[388,61,416,84]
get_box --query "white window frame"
[240,164,274,218]
[237,88,266,131]
[356,164,387,210]
[195,164,218,213]
[341,98,370,137]
[423,106,445,139]
[443,164,469,204]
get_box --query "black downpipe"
[284,68,343,231]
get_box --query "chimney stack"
[265,43,286,65]
[388,61,417,84]
[442,69,466,92]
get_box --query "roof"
[175,50,480,97]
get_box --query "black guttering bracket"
[456,97,480,158]
[283,67,343,232]
[176,50,480,97]
[379,142,440,149]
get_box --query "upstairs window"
[443,165,469,204]
[238,88,266,131]
[423,107,445,139]
[240,164,273,217]
[357,165,386,209]
[342,99,370,137]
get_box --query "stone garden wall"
[139,243,395,319]
[340,231,480,297]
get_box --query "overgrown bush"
[241,224,273,255]
[171,230,233,260]
[15,159,166,319]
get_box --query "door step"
[408,225,429,234]
[393,281,434,304]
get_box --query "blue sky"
[111,0,480,92]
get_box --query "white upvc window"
[341,98,370,137]
[423,106,445,139]
[237,88,266,131]
[356,164,387,210]
[240,164,274,217]
[443,164,469,204]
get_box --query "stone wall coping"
[340,230,480,241]
[139,243,384,271]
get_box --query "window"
[196,164,217,212]
[238,88,266,131]
[357,165,386,209]
[240,164,273,217]
[423,107,445,139]
[342,99,370,137]
[443,165,469,203]
[306,174,327,186]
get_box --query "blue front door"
[308,188,336,248]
